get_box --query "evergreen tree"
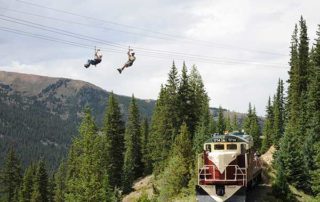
[65,108,114,201]
[37,161,49,202]
[311,143,320,196]
[272,150,292,201]
[243,103,253,133]
[249,107,261,150]
[165,61,180,141]
[217,106,225,134]
[193,111,211,154]
[54,162,67,202]
[231,113,239,132]
[147,85,171,174]
[178,63,196,134]
[225,114,232,132]
[122,95,143,194]
[189,65,210,137]
[19,164,36,202]
[272,79,285,148]
[0,148,22,202]
[102,93,125,188]
[305,25,320,195]
[261,97,274,153]
[209,115,217,133]
[157,123,193,201]
[47,175,55,202]
[141,118,152,175]
[243,104,260,150]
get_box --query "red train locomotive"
[196,132,262,202]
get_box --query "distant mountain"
[0,71,156,170]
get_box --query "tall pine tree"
[0,148,22,202]
[102,93,125,188]
[122,95,143,194]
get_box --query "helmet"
[97,49,100,51]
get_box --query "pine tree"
[141,118,152,175]
[19,164,36,202]
[250,107,261,150]
[31,160,49,202]
[272,149,292,201]
[272,79,285,148]
[231,113,239,132]
[225,114,232,132]
[243,104,260,150]
[217,106,225,134]
[65,108,114,201]
[209,115,217,133]
[165,61,180,141]
[193,111,211,154]
[261,97,274,153]
[122,95,143,194]
[1,148,22,202]
[102,93,125,188]
[305,25,320,195]
[243,103,253,133]
[147,85,171,174]
[178,63,196,134]
[311,143,320,196]
[54,161,67,202]
[189,65,210,137]
[157,123,193,201]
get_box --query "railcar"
[196,132,262,202]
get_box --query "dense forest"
[0,16,320,202]
[0,73,155,170]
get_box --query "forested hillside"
[0,71,155,170]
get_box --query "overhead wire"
[15,0,287,56]
[0,26,288,67]
[0,14,287,67]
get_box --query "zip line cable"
[0,26,287,67]
[15,0,287,56]
[0,15,287,67]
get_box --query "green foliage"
[122,96,143,194]
[53,161,67,202]
[157,123,193,201]
[272,79,285,148]
[217,106,225,134]
[65,108,115,201]
[0,148,22,202]
[102,93,125,188]
[19,164,36,202]
[272,150,293,201]
[141,118,152,175]
[243,104,261,150]
[261,97,273,153]
[31,160,49,202]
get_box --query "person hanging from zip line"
[84,47,103,68]
[117,47,136,74]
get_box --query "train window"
[214,144,224,150]
[227,144,237,150]
[205,144,211,152]
[241,144,246,153]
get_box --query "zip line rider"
[84,47,103,68]
[117,47,136,74]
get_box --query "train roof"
[205,132,253,145]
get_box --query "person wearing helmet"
[117,48,136,74]
[84,48,103,68]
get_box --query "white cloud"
[1,0,320,116]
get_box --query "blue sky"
[0,0,319,115]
